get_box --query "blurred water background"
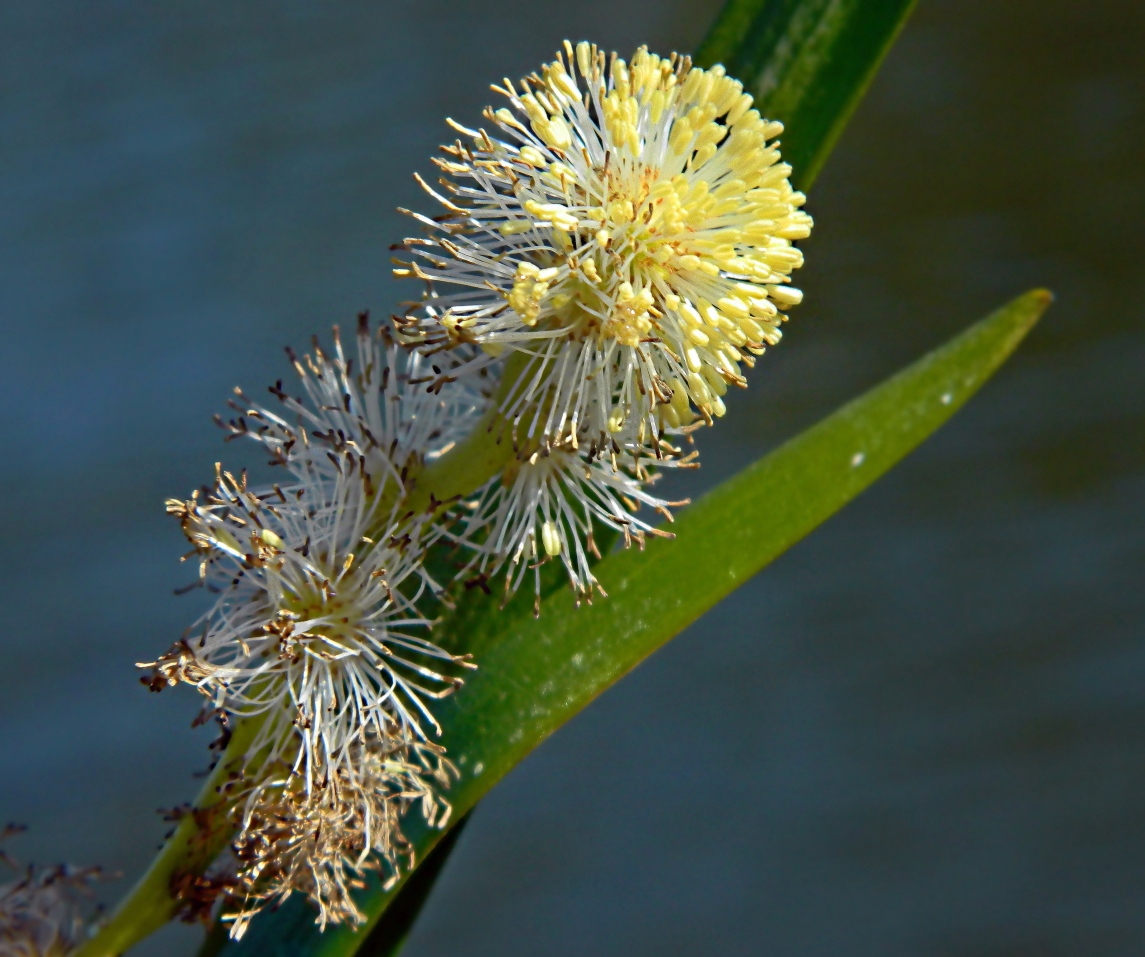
[2,1,1143,954]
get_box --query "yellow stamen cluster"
[395,41,812,445]
[507,262,559,326]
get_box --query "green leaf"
[695,0,918,188]
[214,290,1051,956]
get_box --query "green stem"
[368,352,526,533]
[75,719,261,957]
[402,402,515,518]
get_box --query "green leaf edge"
[695,0,920,187]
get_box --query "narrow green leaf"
[695,0,919,188]
[215,290,1051,956]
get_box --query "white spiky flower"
[456,436,691,609]
[1,829,105,957]
[144,458,471,795]
[219,313,487,491]
[143,315,485,796]
[394,40,811,451]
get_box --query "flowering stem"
[75,359,529,957]
[404,403,513,518]
[73,719,262,957]
[379,354,527,527]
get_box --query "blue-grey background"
[2,1,1143,954]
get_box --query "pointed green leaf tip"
[215,288,1050,957]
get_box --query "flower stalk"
[73,719,262,957]
[82,37,814,951]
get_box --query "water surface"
[1,2,1142,954]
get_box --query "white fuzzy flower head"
[219,313,486,491]
[143,318,485,797]
[395,41,812,450]
[457,437,691,610]
[1,829,105,957]
[143,457,471,796]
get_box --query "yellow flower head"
[395,41,812,448]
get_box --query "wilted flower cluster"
[224,736,454,937]
[1,827,106,957]
[139,40,810,938]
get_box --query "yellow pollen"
[402,41,813,434]
[540,520,563,557]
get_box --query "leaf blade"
[695,0,919,187]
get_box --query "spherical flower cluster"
[149,458,464,790]
[394,40,811,450]
[145,319,481,785]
